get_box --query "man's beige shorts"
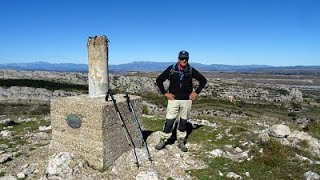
[166,100,192,120]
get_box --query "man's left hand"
[189,92,198,100]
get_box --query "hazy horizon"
[1,60,320,67]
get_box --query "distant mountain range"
[0,61,320,74]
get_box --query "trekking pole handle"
[107,90,120,112]
[124,93,133,112]
[105,91,109,101]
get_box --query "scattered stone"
[258,130,270,142]
[295,117,310,129]
[208,147,249,162]
[76,160,88,168]
[0,130,13,138]
[141,114,155,118]
[33,169,40,174]
[278,138,290,146]
[189,119,217,127]
[218,170,224,176]
[247,156,254,161]
[260,126,320,158]
[170,176,187,180]
[33,132,49,140]
[269,124,291,138]
[22,166,34,176]
[234,147,243,153]
[16,172,25,179]
[0,144,9,149]
[14,117,35,123]
[295,154,314,164]
[111,132,206,179]
[245,172,250,177]
[227,172,242,179]
[304,171,320,180]
[225,128,231,135]
[209,149,223,158]
[146,131,162,146]
[21,163,29,169]
[241,141,249,146]
[0,119,14,125]
[39,125,52,132]
[185,159,195,166]
[0,153,13,163]
[256,122,263,126]
[224,150,249,162]
[135,170,159,180]
[215,134,224,140]
[287,131,320,157]
[0,176,17,180]
[295,154,320,165]
[46,152,74,179]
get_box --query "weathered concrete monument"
[87,36,109,97]
[50,35,142,170]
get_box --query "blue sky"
[0,0,319,66]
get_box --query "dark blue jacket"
[156,63,207,100]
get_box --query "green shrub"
[291,101,302,110]
[277,89,290,96]
[288,112,296,117]
[142,105,149,115]
[298,139,309,149]
[305,120,320,140]
[229,126,248,135]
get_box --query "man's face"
[178,57,188,67]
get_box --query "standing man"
[155,50,207,152]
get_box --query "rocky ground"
[1,112,319,179]
[1,70,320,179]
[0,70,311,105]
[0,116,211,180]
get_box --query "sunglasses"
[179,58,189,61]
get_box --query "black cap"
[178,50,189,59]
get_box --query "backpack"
[168,63,192,80]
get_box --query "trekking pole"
[124,93,152,162]
[106,90,139,168]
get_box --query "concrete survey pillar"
[50,35,142,170]
[87,35,109,97]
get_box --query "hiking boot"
[155,139,166,150]
[177,139,188,152]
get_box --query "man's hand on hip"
[164,93,175,100]
[189,92,198,100]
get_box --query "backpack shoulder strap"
[170,64,175,73]
[168,64,175,80]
